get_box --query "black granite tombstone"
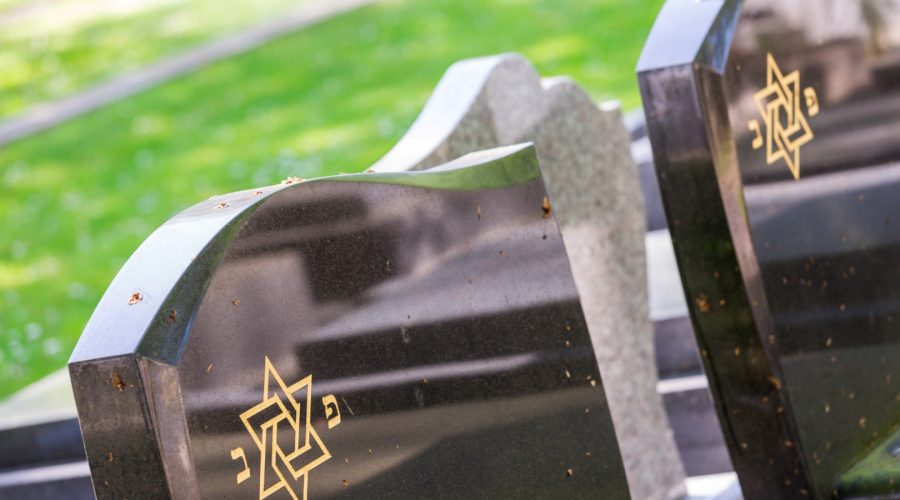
[68,144,630,499]
[639,0,900,498]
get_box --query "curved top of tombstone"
[69,143,539,365]
[637,0,741,73]
[371,53,545,172]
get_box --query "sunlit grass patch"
[0,0,306,117]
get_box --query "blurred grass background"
[0,0,664,398]
[0,0,303,116]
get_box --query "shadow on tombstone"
[67,143,632,498]
[639,0,900,498]
[372,52,688,500]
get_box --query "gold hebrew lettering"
[322,394,341,429]
[805,87,819,116]
[230,447,251,484]
[748,120,763,149]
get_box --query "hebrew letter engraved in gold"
[805,87,819,117]
[235,357,344,500]
[230,447,251,484]
[749,120,763,149]
[747,53,818,180]
[322,394,341,429]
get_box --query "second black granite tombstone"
[68,144,631,499]
[639,0,900,498]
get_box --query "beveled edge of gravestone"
[637,0,741,74]
[68,143,539,366]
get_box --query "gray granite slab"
[372,53,686,500]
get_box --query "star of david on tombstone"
[747,53,819,180]
[232,357,341,500]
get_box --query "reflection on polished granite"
[67,144,631,498]
[640,0,900,498]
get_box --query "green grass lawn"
[0,0,305,118]
[0,0,664,399]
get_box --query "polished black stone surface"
[639,0,900,498]
[68,144,630,499]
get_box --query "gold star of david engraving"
[230,357,342,500]
[747,53,820,180]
